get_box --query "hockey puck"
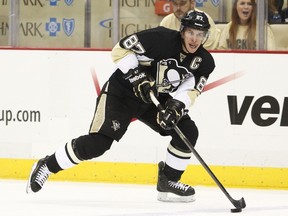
[230,208,242,213]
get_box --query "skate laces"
[168,181,190,192]
[35,164,51,186]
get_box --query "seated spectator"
[281,0,288,22]
[160,0,220,50]
[275,0,284,12]
[218,0,275,50]
[268,0,284,23]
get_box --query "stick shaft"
[150,92,246,209]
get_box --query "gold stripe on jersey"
[89,83,109,133]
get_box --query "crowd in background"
[0,0,287,50]
[162,0,288,51]
[268,0,288,23]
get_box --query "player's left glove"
[123,67,156,103]
[157,98,187,130]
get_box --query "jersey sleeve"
[111,42,138,73]
[174,50,215,109]
[113,27,180,74]
[118,27,180,62]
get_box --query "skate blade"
[157,192,195,203]
[25,162,37,194]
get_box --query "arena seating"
[270,24,288,50]
[215,23,288,51]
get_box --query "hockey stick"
[150,92,246,211]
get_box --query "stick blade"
[233,197,246,209]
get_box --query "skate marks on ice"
[0,180,288,216]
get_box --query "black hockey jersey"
[111,26,215,106]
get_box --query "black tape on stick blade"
[230,208,242,213]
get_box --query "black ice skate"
[157,161,195,202]
[26,156,51,193]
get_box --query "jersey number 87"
[122,34,146,54]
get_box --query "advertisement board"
[18,0,85,48]
[91,0,163,48]
[0,0,257,48]
[0,0,9,46]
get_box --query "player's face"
[181,28,206,53]
[236,0,253,24]
[172,0,193,20]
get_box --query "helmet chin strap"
[201,31,210,45]
[182,41,190,54]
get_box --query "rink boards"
[0,49,287,189]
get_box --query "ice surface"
[1,180,288,216]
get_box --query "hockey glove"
[157,99,186,130]
[124,67,156,103]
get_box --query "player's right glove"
[123,67,156,103]
[157,99,186,130]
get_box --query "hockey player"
[26,11,215,202]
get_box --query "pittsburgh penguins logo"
[156,58,194,93]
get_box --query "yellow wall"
[1,159,288,189]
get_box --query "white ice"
[1,180,288,216]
